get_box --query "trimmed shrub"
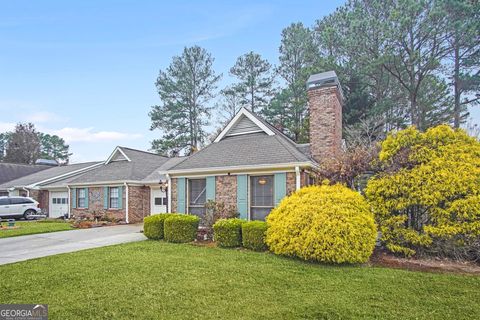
[213,218,245,247]
[242,221,268,251]
[164,214,200,243]
[143,214,174,240]
[266,184,377,264]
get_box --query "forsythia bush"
[266,184,377,264]
[365,125,480,259]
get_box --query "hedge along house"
[53,147,184,223]
[162,71,344,222]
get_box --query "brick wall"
[128,186,150,223]
[28,190,49,212]
[286,172,296,195]
[308,85,342,163]
[215,175,237,210]
[70,187,126,222]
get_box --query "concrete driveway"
[0,224,146,265]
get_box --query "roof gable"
[214,108,275,142]
[105,147,131,164]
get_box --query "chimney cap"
[306,71,344,101]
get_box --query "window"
[0,198,9,205]
[53,198,57,204]
[10,198,33,205]
[78,189,86,208]
[155,197,167,206]
[250,175,274,221]
[110,187,119,209]
[188,178,206,218]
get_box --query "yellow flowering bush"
[366,125,480,259]
[266,184,377,264]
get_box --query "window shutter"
[84,188,89,209]
[104,187,109,209]
[237,175,248,220]
[206,176,216,201]
[274,173,286,206]
[177,177,186,213]
[118,186,123,209]
[72,188,77,209]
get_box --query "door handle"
[5,206,9,208]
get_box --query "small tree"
[366,125,480,260]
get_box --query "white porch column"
[295,166,301,191]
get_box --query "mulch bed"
[370,248,480,275]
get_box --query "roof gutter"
[25,162,104,189]
[124,182,129,224]
[164,161,318,176]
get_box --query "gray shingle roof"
[168,109,315,172]
[0,161,101,189]
[170,132,312,171]
[142,157,187,182]
[0,163,51,186]
[63,147,170,185]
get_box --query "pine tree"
[149,46,221,156]
[229,51,275,113]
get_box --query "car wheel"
[23,209,36,220]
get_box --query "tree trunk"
[453,38,461,128]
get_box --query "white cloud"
[0,122,16,132]
[49,127,143,143]
[25,111,68,123]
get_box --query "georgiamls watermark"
[0,304,48,320]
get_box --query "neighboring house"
[51,147,183,223]
[0,162,103,214]
[0,163,53,196]
[0,71,343,224]
[162,71,343,222]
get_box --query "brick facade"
[215,175,237,210]
[71,187,126,222]
[286,172,296,195]
[307,85,342,163]
[128,186,150,223]
[29,189,49,213]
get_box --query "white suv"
[0,196,42,220]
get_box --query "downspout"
[166,173,172,213]
[67,186,71,218]
[22,187,30,197]
[295,166,301,191]
[124,182,129,224]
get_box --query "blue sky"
[1,1,478,163]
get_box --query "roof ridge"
[119,146,169,159]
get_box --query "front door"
[151,188,167,214]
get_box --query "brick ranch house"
[163,70,343,221]
[0,71,343,223]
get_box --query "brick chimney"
[306,71,343,162]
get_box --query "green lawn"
[0,241,479,320]
[0,221,73,238]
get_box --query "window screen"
[250,175,274,221]
[188,178,206,218]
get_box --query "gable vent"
[227,115,264,137]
